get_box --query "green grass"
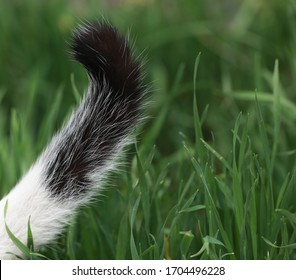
[1,0,296,260]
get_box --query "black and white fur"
[0,21,146,259]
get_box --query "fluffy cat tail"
[0,21,146,259]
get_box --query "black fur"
[43,21,145,199]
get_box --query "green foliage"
[3,201,48,259]
[1,0,296,260]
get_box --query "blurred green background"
[1,0,296,259]
[1,0,296,158]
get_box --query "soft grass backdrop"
[0,0,296,259]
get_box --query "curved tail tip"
[70,21,141,92]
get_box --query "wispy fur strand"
[0,21,146,259]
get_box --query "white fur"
[0,128,131,259]
[0,142,126,259]
[0,160,72,259]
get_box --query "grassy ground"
[0,0,296,259]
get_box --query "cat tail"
[0,21,146,259]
